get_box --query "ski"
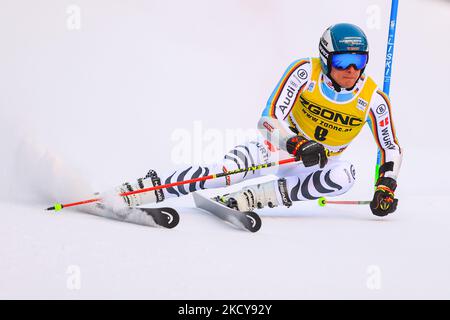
[87,203,179,229]
[139,207,180,229]
[192,192,262,232]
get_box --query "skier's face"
[330,65,361,89]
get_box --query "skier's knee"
[327,162,356,195]
[220,142,264,185]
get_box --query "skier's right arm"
[257,59,312,152]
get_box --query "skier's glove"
[286,136,328,168]
[370,177,398,217]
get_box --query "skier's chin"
[340,78,357,89]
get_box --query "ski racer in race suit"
[114,23,402,217]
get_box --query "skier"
[113,23,402,217]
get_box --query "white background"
[1,0,449,299]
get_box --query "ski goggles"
[331,53,368,70]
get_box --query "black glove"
[286,136,328,168]
[370,177,398,217]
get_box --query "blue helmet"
[319,23,369,75]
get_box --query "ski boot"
[115,169,165,207]
[216,178,292,212]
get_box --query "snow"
[1,0,450,299]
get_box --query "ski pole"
[374,0,399,184]
[317,197,371,207]
[46,157,299,212]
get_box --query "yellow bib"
[288,58,377,155]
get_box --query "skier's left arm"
[366,90,403,216]
[257,59,312,153]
